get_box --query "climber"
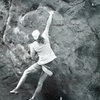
[10,10,57,100]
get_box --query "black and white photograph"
[0,0,100,100]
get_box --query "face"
[32,30,40,40]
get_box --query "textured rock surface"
[0,0,100,100]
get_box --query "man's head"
[32,29,40,40]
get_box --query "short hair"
[37,35,45,44]
[32,29,40,39]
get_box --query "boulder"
[0,0,100,100]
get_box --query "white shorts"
[42,65,53,76]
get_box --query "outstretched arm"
[42,11,54,37]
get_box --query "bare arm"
[28,44,36,60]
[42,11,54,37]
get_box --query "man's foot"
[10,89,18,94]
[29,97,35,100]
[29,98,33,100]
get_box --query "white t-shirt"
[31,34,57,65]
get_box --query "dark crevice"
[69,67,73,74]
[58,7,70,16]
[3,0,9,10]
[30,3,39,11]
[62,0,85,6]
[22,3,39,17]
[46,4,56,11]
[75,45,90,58]
[2,76,10,81]
[3,0,9,4]
[94,43,100,73]
[92,29,100,40]
[0,65,4,69]
[86,18,100,40]
[62,0,70,3]
[70,0,85,6]
[0,16,3,20]
[88,84,100,100]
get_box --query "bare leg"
[29,72,48,100]
[10,63,40,94]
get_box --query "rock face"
[0,0,100,100]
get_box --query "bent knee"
[24,69,30,75]
[24,68,37,75]
[38,82,43,87]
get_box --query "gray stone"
[0,0,100,100]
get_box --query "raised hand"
[48,10,54,15]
